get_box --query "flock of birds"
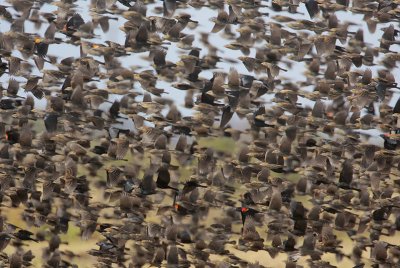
[0,0,400,267]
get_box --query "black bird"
[117,0,132,7]
[242,192,257,206]
[283,235,296,252]
[372,205,400,222]
[290,201,306,220]
[14,229,39,243]
[34,37,49,57]
[181,180,207,195]
[238,207,260,226]
[305,0,319,18]
[172,191,196,216]
[339,159,353,187]
[380,133,398,150]
[0,99,23,110]
[393,97,400,113]
[156,166,178,191]
[5,129,20,144]
[220,105,234,129]
[140,171,157,195]
[92,145,108,155]
[0,232,11,251]
[109,101,120,119]
[44,113,58,133]
[0,56,7,77]
[63,13,85,36]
